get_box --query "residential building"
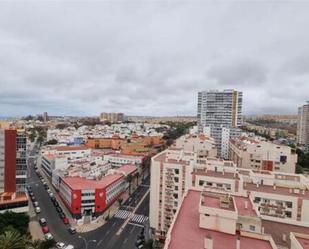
[174,134,217,157]
[0,128,28,213]
[297,102,309,149]
[150,146,309,247]
[197,89,243,158]
[100,112,124,123]
[53,165,137,218]
[229,136,297,173]
[164,190,278,249]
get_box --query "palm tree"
[0,230,25,249]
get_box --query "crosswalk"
[114,209,148,224]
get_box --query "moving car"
[68,227,76,234]
[64,245,74,249]
[56,242,66,249]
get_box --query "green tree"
[0,230,25,249]
[0,211,29,235]
[46,139,58,145]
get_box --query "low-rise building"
[229,136,297,173]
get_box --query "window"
[174,169,179,174]
[174,177,179,183]
[286,202,293,208]
[204,213,210,217]
[285,211,292,218]
[199,180,204,186]
[249,225,255,231]
[175,186,178,191]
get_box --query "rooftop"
[167,190,274,249]
[234,196,257,217]
[63,173,123,190]
[52,145,89,152]
[201,192,235,211]
[244,183,309,198]
[296,236,309,249]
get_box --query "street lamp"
[78,236,97,249]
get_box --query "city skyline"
[0,1,309,116]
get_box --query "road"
[27,143,151,249]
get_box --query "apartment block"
[0,128,28,213]
[100,112,124,123]
[229,136,297,173]
[297,102,309,149]
[197,89,243,158]
[150,147,309,247]
[174,134,217,157]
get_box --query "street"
[27,143,151,249]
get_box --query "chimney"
[282,233,287,242]
[289,188,292,193]
[303,189,305,195]
[204,235,213,249]
[244,201,248,209]
[222,169,225,175]
[236,236,240,249]
[256,183,259,188]
[273,184,276,190]
[261,226,265,234]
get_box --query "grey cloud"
[0,1,309,116]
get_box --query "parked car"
[62,216,69,225]
[35,207,41,214]
[44,233,53,240]
[49,192,54,198]
[42,225,49,234]
[68,227,76,234]
[56,242,66,249]
[34,201,39,207]
[56,206,62,213]
[59,212,65,219]
[31,196,36,202]
[47,189,51,194]
[50,196,56,202]
[54,201,59,207]
[39,218,47,226]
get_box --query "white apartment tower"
[297,102,309,149]
[197,89,243,158]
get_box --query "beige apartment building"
[229,136,297,173]
[150,135,309,247]
[297,102,309,149]
[100,112,124,123]
[174,134,217,157]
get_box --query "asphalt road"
[27,143,151,249]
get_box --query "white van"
[64,245,74,249]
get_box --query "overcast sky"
[0,0,309,117]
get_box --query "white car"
[49,192,54,198]
[34,201,39,207]
[35,207,41,214]
[44,233,53,240]
[56,242,66,249]
[64,245,74,249]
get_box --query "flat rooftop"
[201,192,235,212]
[234,196,257,217]
[296,236,309,249]
[244,183,309,198]
[52,145,89,151]
[262,220,309,248]
[63,173,123,190]
[167,190,274,249]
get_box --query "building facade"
[0,128,28,213]
[229,136,297,173]
[197,89,243,158]
[297,102,309,149]
[100,112,124,123]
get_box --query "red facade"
[4,130,16,193]
[95,188,106,213]
[262,160,273,171]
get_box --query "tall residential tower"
[197,89,243,158]
[297,102,309,149]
